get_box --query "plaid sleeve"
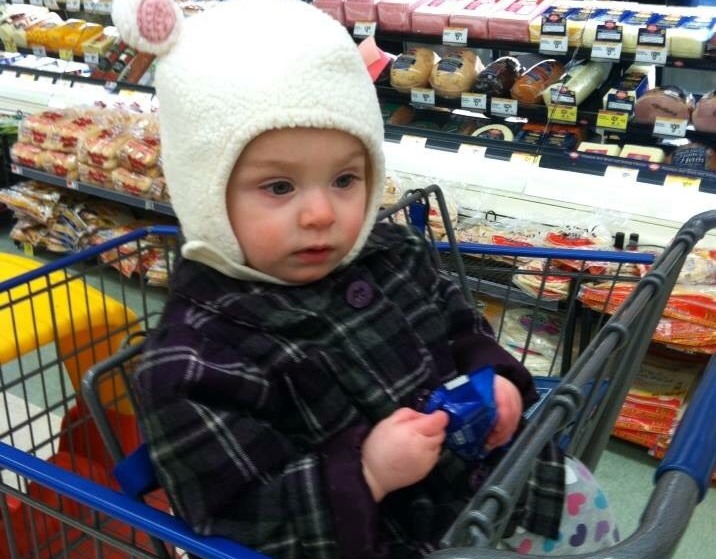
[132,324,338,559]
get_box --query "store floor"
[0,218,713,558]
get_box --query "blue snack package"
[424,366,497,461]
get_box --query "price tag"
[353,21,377,38]
[83,0,96,11]
[65,0,80,10]
[457,144,487,158]
[539,35,568,54]
[490,97,518,117]
[83,52,99,66]
[652,117,688,138]
[10,164,22,175]
[410,88,435,106]
[510,152,541,165]
[635,46,667,65]
[596,110,629,131]
[95,1,111,13]
[3,37,18,52]
[663,175,700,189]
[11,0,25,4]
[58,49,74,61]
[400,135,427,148]
[443,27,468,45]
[31,45,47,57]
[23,243,34,257]
[604,166,639,182]
[104,80,118,92]
[144,199,155,211]
[44,0,60,8]
[66,179,78,190]
[29,0,43,5]
[550,104,577,124]
[460,92,487,111]
[591,41,622,60]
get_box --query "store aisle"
[0,218,713,558]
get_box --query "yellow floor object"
[0,252,138,412]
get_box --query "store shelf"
[9,164,175,217]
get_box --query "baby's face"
[226,128,369,283]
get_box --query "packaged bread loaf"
[78,162,113,189]
[10,142,45,169]
[542,61,612,106]
[692,91,716,133]
[633,86,693,125]
[511,59,564,105]
[41,150,78,179]
[391,47,438,93]
[78,131,131,170]
[112,167,154,197]
[473,56,521,96]
[429,49,483,98]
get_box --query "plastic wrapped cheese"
[528,5,577,44]
[669,15,716,59]
[344,0,380,28]
[449,0,510,40]
[488,0,550,43]
[429,49,483,98]
[580,7,634,48]
[577,141,621,156]
[377,0,429,32]
[543,61,612,106]
[312,0,346,25]
[619,144,665,163]
[390,47,438,93]
[412,0,468,35]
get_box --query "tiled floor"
[0,216,713,558]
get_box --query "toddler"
[113,0,618,557]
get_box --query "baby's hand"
[361,408,448,502]
[485,375,522,451]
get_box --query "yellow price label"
[596,110,628,131]
[58,49,74,61]
[3,38,18,53]
[664,175,701,189]
[510,152,541,166]
[23,243,34,257]
[550,104,577,124]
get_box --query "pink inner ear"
[137,0,177,44]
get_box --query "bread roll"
[511,59,564,105]
[429,49,483,99]
[390,47,438,93]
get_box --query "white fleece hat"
[112,0,385,284]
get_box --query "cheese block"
[543,61,612,106]
[528,5,578,44]
[580,7,634,48]
[449,0,511,40]
[344,0,380,28]
[430,49,483,98]
[633,86,693,125]
[669,15,716,59]
[692,91,716,134]
[601,64,652,111]
[390,47,438,93]
[577,141,621,156]
[619,144,665,163]
[377,0,430,32]
[511,59,564,105]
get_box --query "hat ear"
[112,0,183,57]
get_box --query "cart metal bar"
[0,225,181,293]
[656,354,716,501]
[0,441,271,559]
[435,242,657,264]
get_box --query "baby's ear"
[112,0,183,57]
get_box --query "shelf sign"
[353,21,377,38]
[605,91,635,114]
[399,134,427,148]
[457,144,487,158]
[58,49,74,62]
[460,92,487,111]
[443,27,468,45]
[652,117,688,138]
[511,152,541,166]
[549,104,577,124]
[10,164,21,175]
[604,166,639,182]
[84,52,99,66]
[491,97,518,117]
[591,23,623,60]
[539,14,568,54]
[31,45,47,58]
[410,87,435,106]
[65,0,81,10]
[635,25,668,65]
[144,200,155,211]
[596,110,629,131]
[663,174,700,189]
[66,180,78,191]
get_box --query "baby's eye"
[335,174,357,189]
[266,181,293,195]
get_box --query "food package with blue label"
[424,365,497,461]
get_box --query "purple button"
[346,280,373,309]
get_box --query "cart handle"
[655,354,716,501]
[0,441,269,559]
[0,225,180,292]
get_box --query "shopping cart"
[0,186,713,559]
